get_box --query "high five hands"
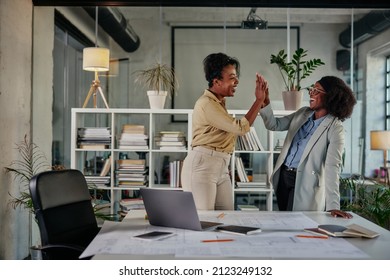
[255,73,270,108]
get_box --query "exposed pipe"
[83,7,140,52]
[339,10,390,48]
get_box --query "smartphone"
[133,231,175,241]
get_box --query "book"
[132,231,176,241]
[216,225,262,235]
[250,127,265,150]
[79,144,109,150]
[237,204,259,211]
[303,227,329,237]
[317,224,350,237]
[317,224,380,238]
[119,198,144,211]
[235,156,248,182]
[99,157,111,176]
[343,224,380,239]
[236,182,267,188]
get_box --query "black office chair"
[29,169,100,260]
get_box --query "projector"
[241,20,268,30]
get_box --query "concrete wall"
[0,0,34,260]
[0,1,54,260]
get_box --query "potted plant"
[134,62,179,109]
[340,175,390,230]
[4,135,51,214]
[270,48,325,110]
[4,135,51,259]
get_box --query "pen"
[217,212,225,219]
[295,235,328,239]
[201,239,234,243]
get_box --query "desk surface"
[88,210,390,260]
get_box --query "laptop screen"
[140,188,221,231]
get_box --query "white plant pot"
[282,90,303,111]
[147,90,167,109]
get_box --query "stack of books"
[119,198,145,216]
[84,175,110,188]
[155,131,186,150]
[116,159,148,188]
[305,224,380,239]
[77,127,111,149]
[117,124,148,150]
[235,156,249,183]
[236,127,264,151]
[169,160,183,188]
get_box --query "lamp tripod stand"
[82,71,109,108]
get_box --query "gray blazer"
[260,105,344,211]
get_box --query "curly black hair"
[203,53,240,88]
[319,76,357,122]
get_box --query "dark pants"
[276,166,297,211]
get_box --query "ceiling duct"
[83,7,140,52]
[339,10,390,48]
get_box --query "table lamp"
[82,47,110,108]
[370,130,390,184]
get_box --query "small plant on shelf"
[133,62,179,97]
[270,48,325,91]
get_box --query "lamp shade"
[370,130,390,150]
[83,47,110,72]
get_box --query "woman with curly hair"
[181,52,268,210]
[260,76,356,217]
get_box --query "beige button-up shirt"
[191,90,250,154]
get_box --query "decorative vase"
[282,90,303,111]
[147,90,167,109]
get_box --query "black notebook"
[216,225,262,235]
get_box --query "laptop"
[139,188,223,231]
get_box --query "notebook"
[139,188,223,231]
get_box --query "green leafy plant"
[134,62,179,96]
[270,48,325,91]
[4,134,51,213]
[340,175,390,230]
[4,135,116,221]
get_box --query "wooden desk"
[90,210,390,260]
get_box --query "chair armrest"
[38,243,89,260]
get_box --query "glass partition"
[38,5,390,177]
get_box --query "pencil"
[201,239,234,243]
[295,235,328,239]
[217,212,225,219]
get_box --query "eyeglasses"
[307,86,326,96]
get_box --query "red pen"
[201,239,234,243]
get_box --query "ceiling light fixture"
[82,7,110,108]
[241,8,268,30]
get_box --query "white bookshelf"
[71,108,290,214]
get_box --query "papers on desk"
[80,212,370,259]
